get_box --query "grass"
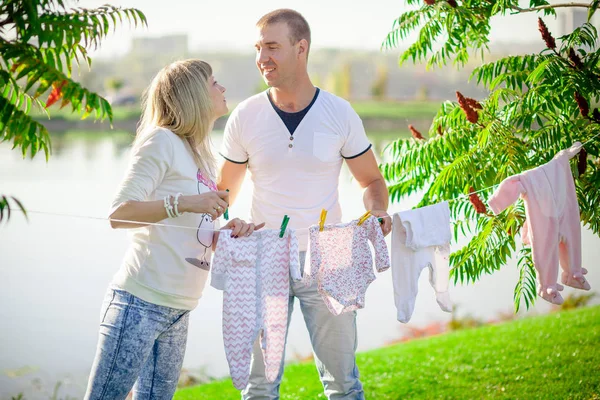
[50,130,133,141]
[175,305,600,399]
[31,100,441,124]
[351,100,441,120]
[30,104,140,122]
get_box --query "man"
[218,9,391,400]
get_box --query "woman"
[85,59,261,399]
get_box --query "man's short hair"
[256,9,311,52]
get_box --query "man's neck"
[270,78,316,113]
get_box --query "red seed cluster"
[538,18,556,50]
[568,48,584,69]
[469,187,487,214]
[424,0,436,5]
[456,91,479,124]
[465,97,483,110]
[574,92,589,118]
[447,0,458,7]
[409,124,425,140]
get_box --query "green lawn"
[175,305,600,399]
[32,100,441,124]
[30,104,140,121]
[351,100,441,120]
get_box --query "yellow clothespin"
[319,209,327,232]
[357,210,372,226]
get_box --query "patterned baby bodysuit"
[305,215,390,315]
[211,229,300,390]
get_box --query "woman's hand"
[212,219,266,250]
[222,218,265,238]
[179,191,229,220]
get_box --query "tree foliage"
[0,0,146,223]
[381,0,600,311]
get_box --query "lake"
[1,131,598,399]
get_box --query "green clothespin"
[223,189,230,220]
[279,215,290,238]
[378,217,383,224]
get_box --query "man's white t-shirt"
[221,89,371,250]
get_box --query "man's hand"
[371,210,391,237]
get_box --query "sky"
[74,0,561,59]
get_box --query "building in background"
[555,5,600,36]
[130,34,189,58]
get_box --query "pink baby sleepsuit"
[488,142,591,305]
[305,215,390,316]
[211,229,301,390]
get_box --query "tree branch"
[511,2,592,14]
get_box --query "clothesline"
[448,132,600,198]
[7,133,600,233]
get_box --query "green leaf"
[527,59,551,85]
[589,0,600,22]
[11,196,27,220]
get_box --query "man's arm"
[346,149,391,236]
[217,160,247,206]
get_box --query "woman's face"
[209,75,228,119]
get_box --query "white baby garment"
[211,229,301,389]
[392,202,453,323]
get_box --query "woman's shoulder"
[131,126,181,162]
[137,126,191,152]
[140,126,178,143]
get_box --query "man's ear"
[297,39,309,58]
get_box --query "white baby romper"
[211,229,301,389]
[391,201,453,323]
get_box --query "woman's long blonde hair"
[135,59,217,178]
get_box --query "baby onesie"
[488,142,590,305]
[305,215,390,316]
[391,201,453,323]
[211,229,300,389]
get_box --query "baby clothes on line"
[488,142,590,305]
[211,229,300,390]
[391,201,453,323]
[305,215,390,316]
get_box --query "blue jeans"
[84,288,190,400]
[242,252,364,400]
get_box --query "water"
[1,131,598,399]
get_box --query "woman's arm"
[109,191,230,229]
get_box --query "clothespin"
[357,210,371,226]
[319,209,327,232]
[279,215,290,238]
[223,189,230,220]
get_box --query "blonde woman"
[85,59,262,400]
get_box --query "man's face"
[255,22,299,88]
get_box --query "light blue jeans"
[84,288,190,400]
[242,252,364,400]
